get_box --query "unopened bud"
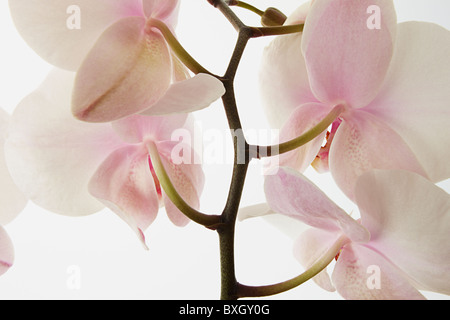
[261,7,287,27]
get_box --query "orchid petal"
[88,145,160,248]
[332,243,425,300]
[0,109,27,225]
[294,228,341,292]
[72,17,172,123]
[275,103,331,173]
[329,110,427,200]
[259,1,314,127]
[237,203,275,221]
[0,226,14,277]
[355,170,450,295]
[302,0,397,107]
[264,167,369,243]
[170,54,191,83]
[284,1,312,25]
[260,32,318,128]
[4,69,122,216]
[8,0,145,71]
[154,141,205,227]
[141,74,225,116]
[143,0,179,23]
[112,113,189,144]
[365,22,450,182]
[238,203,310,241]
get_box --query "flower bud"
[261,7,287,27]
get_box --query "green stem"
[147,141,222,229]
[252,104,345,158]
[147,18,212,76]
[237,235,348,298]
[226,1,303,36]
[234,1,264,16]
[251,23,304,37]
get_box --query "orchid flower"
[264,167,450,299]
[9,0,225,122]
[0,108,28,276]
[260,0,450,200]
[4,69,204,248]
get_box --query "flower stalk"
[147,18,212,76]
[251,23,304,37]
[147,141,222,229]
[233,1,264,16]
[252,104,345,159]
[237,235,348,298]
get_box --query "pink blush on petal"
[116,1,145,18]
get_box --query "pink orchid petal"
[264,167,369,243]
[154,141,205,227]
[141,74,225,116]
[365,22,450,182]
[143,0,179,22]
[294,228,342,292]
[329,110,427,201]
[332,243,425,300]
[4,69,123,216]
[0,109,27,225]
[72,17,172,122]
[355,170,450,295]
[260,32,318,128]
[238,203,312,243]
[275,103,331,173]
[0,226,14,277]
[238,203,310,241]
[88,145,160,248]
[302,0,397,107]
[8,0,145,71]
[112,113,189,144]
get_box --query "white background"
[0,0,449,300]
